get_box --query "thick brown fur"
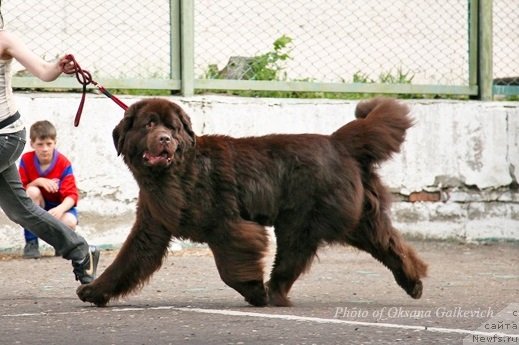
[77,97,428,307]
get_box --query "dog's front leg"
[77,212,172,306]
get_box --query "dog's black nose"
[160,135,171,144]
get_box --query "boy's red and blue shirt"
[18,150,79,206]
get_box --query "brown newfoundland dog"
[77,97,427,307]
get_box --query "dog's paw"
[266,288,292,307]
[76,284,110,307]
[268,292,293,307]
[245,295,268,307]
[240,280,268,307]
[407,280,423,299]
[265,280,293,307]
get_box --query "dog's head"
[113,98,196,174]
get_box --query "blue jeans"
[0,129,88,261]
[25,203,78,242]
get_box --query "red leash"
[66,54,128,126]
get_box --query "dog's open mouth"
[142,150,173,167]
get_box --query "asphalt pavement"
[0,240,517,345]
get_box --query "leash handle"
[65,54,128,126]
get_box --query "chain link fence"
[493,0,519,88]
[195,0,469,86]
[3,0,518,96]
[4,0,172,80]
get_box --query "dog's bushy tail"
[332,97,413,164]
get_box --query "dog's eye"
[146,121,155,129]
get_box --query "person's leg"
[22,185,42,258]
[49,204,78,257]
[0,130,87,261]
[23,185,44,241]
[22,229,40,258]
[24,229,38,242]
[39,202,78,233]
[60,207,78,231]
[1,129,99,284]
[0,165,89,260]
[25,185,45,207]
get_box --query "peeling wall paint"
[0,94,517,251]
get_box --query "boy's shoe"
[72,246,100,284]
[23,240,41,259]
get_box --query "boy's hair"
[30,120,57,142]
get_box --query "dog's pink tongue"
[143,152,166,165]
[142,152,161,164]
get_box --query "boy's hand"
[48,206,66,220]
[33,177,59,193]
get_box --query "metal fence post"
[180,0,195,96]
[468,0,478,97]
[170,0,181,81]
[478,0,493,100]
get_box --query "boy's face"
[30,137,56,165]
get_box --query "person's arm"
[0,30,74,81]
[48,162,79,218]
[48,196,75,219]
[58,158,79,206]
[27,177,59,193]
[18,159,30,189]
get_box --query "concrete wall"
[0,94,517,252]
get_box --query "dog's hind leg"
[266,228,319,307]
[346,214,428,299]
[209,221,269,307]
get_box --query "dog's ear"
[175,105,196,145]
[113,105,137,156]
